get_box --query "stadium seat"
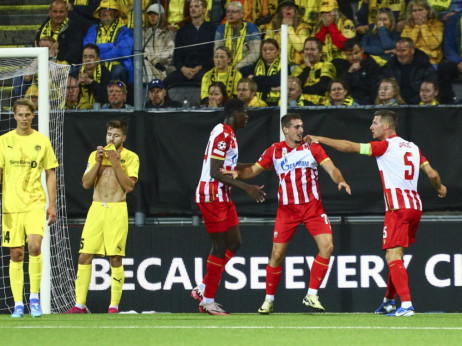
[167,82,201,107]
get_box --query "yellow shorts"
[2,209,45,247]
[80,201,128,257]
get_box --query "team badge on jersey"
[217,141,227,150]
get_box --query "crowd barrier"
[64,106,462,218]
[69,220,462,313]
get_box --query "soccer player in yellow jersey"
[67,120,139,314]
[0,98,58,318]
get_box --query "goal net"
[0,48,76,314]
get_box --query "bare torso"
[93,165,127,203]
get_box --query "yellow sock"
[28,254,42,294]
[9,260,24,303]
[75,264,92,306]
[110,266,124,306]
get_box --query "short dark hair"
[106,120,128,135]
[82,43,100,57]
[281,113,302,129]
[374,110,397,130]
[397,37,414,49]
[304,37,322,51]
[224,98,245,119]
[343,38,362,52]
[261,38,279,51]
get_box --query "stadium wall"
[63,107,462,218]
[69,221,462,313]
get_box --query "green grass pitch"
[1,313,461,345]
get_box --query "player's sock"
[29,254,42,295]
[9,260,24,303]
[110,266,125,306]
[75,264,92,306]
[30,293,39,301]
[265,294,275,301]
[224,249,235,267]
[308,255,330,291]
[198,281,206,291]
[401,301,413,309]
[385,272,397,300]
[203,255,225,300]
[388,260,411,302]
[265,265,282,295]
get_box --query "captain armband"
[359,143,372,156]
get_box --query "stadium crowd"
[16,0,462,109]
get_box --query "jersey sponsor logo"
[217,141,227,150]
[9,159,37,168]
[399,142,411,148]
[35,145,41,151]
[280,156,311,171]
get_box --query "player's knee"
[28,244,41,256]
[228,238,242,253]
[78,253,93,265]
[319,243,334,258]
[10,249,24,262]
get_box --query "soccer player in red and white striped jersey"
[305,110,447,317]
[193,99,266,315]
[222,113,351,314]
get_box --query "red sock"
[265,265,282,295]
[223,249,235,268]
[308,255,330,290]
[385,272,397,300]
[388,260,411,302]
[203,255,225,299]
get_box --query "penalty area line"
[2,326,462,330]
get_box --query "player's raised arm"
[305,135,361,154]
[210,158,266,203]
[82,146,104,189]
[320,159,351,195]
[421,163,447,198]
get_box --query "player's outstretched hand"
[246,185,266,203]
[219,167,238,179]
[303,135,319,144]
[47,205,56,225]
[437,184,447,198]
[339,181,351,195]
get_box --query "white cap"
[147,3,165,14]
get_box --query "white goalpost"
[0,47,75,314]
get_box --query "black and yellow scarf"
[78,64,102,106]
[224,21,247,66]
[40,17,69,41]
[96,18,123,70]
[255,57,281,103]
[208,66,238,97]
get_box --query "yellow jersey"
[85,147,139,181]
[0,130,59,213]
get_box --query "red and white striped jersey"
[370,135,428,211]
[257,141,330,205]
[195,123,238,203]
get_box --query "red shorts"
[382,209,422,250]
[273,200,332,243]
[197,200,239,233]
